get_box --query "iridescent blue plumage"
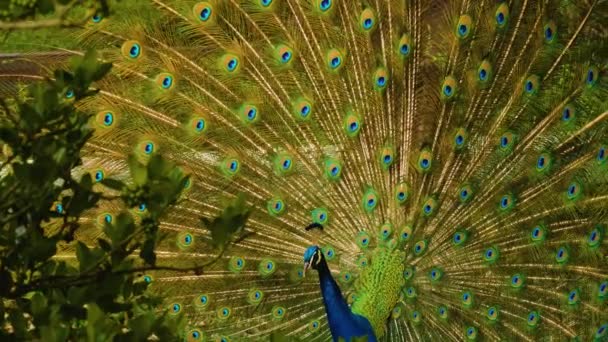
[303,246,377,342]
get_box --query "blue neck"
[316,261,376,342]
[318,262,352,332]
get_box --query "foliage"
[201,193,253,252]
[0,0,111,30]
[0,49,249,340]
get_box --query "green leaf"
[80,173,93,190]
[76,242,104,272]
[9,307,28,338]
[30,292,47,316]
[86,303,118,342]
[101,178,125,191]
[128,313,154,340]
[103,211,135,246]
[128,154,148,186]
[201,193,252,250]
[40,324,69,342]
[92,62,113,82]
[140,239,156,266]
[98,238,112,252]
[67,286,89,306]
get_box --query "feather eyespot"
[531,224,546,243]
[454,128,468,149]
[356,231,371,248]
[566,181,582,200]
[308,320,321,332]
[561,105,575,123]
[585,66,599,87]
[441,76,457,99]
[96,213,114,226]
[343,111,362,136]
[461,291,473,307]
[247,288,264,304]
[91,13,103,23]
[228,256,246,273]
[587,226,603,248]
[267,198,286,216]
[453,231,468,246]
[400,225,413,242]
[411,310,421,323]
[359,8,377,32]
[220,157,240,176]
[275,44,294,65]
[567,289,580,305]
[65,89,75,99]
[413,240,427,256]
[555,246,570,264]
[398,34,412,57]
[495,4,509,28]
[394,183,410,205]
[194,294,209,309]
[511,274,525,288]
[421,197,437,217]
[404,266,414,281]
[191,117,207,133]
[293,98,312,120]
[596,324,608,339]
[379,146,395,169]
[458,184,473,202]
[155,73,175,90]
[597,146,606,164]
[543,21,557,43]
[316,0,332,12]
[217,307,231,319]
[121,40,142,59]
[465,327,477,340]
[527,311,540,327]
[477,60,493,85]
[429,268,443,282]
[311,208,328,224]
[456,15,473,39]
[487,306,499,321]
[169,303,181,315]
[273,152,294,175]
[187,329,203,341]
[373,67,389,91]
[437,306,448,319]
[258,259,276,276]
[221,54,240,73]
[361,188,378,212]
[483,246,499,263]
[324,158,342,180]
[193,2,214,23]
[598,281,608,299]
[523,75,540,95]
[326,49,344,71]
[96,111,115,128]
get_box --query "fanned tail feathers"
[2,0,608,340]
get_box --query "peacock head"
[303,245,325,276]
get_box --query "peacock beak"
[303,262,311,277]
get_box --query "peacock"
[2,0,608,340]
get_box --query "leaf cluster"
[0,49,191,341]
